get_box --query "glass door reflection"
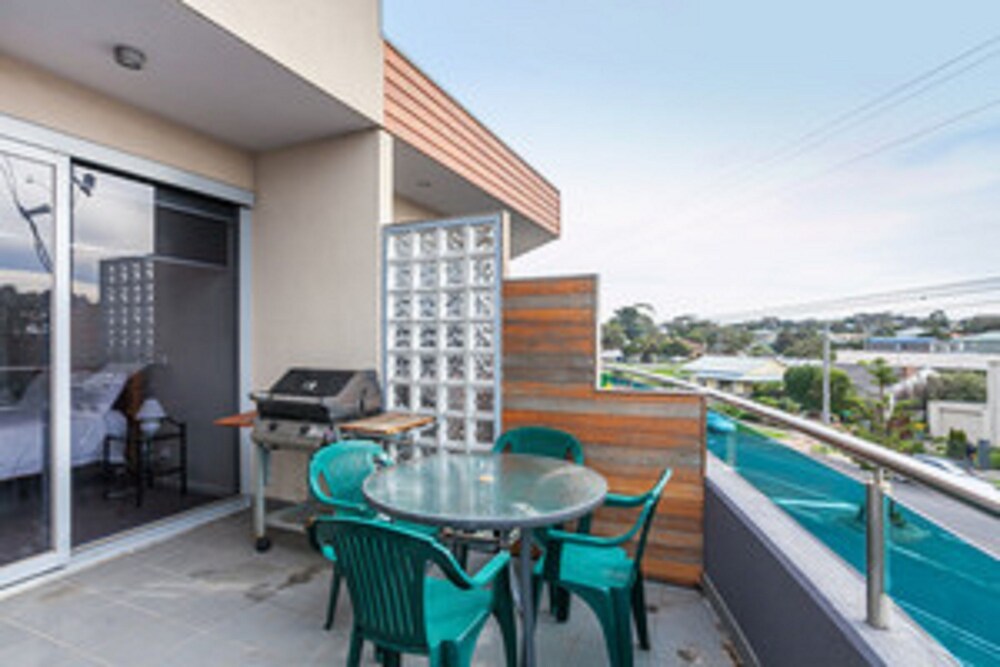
[0,145,56,568]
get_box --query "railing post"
[866,466,889,628]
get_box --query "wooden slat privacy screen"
[502,275,705,586]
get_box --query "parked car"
[910,454,998,497]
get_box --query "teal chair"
[492,426,584,463]
[311,516,517,667]
[492,426,587,620]
[308,440,388,630]
[533,468,673,667]
[308,440,436,630]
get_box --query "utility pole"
[822,322,831,424]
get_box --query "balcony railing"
[605,362,1000,630]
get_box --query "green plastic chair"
[308,440,388,631]
[533,468,673,667]
[492,426,584,463]
[311,516,517,667]
[492,426,588,620]
[308,440,437,631]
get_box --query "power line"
[713,276,1000,323]
[606,33,1000,256]
[710,33,1000,188]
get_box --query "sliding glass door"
[0,137,70,583]
[70,166,240,546]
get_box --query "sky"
[383,1,1000,323]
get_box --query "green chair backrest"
[308,440,389,515]
[631,468,673,573]
[493,426,584,464]
[313,516,473,653]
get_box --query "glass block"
[443,291,466,319]
[475,420,494,445]
[392,324,412,350]
[445,323,465,349]
[391,384,411,410]
[442,259,465,287]
[391,263,412,290]
[391,232,413,259]
[419,324,438,349]
[472,223,496,251]
[419,385,437,410]
[473,354,494,382]
[447,386,465,412]
[418,262,438,289]
[418,293,437,319]
[418,229,438,256]
[446,418,465,443]
[474,388,494,414]
[445,226,466,254]
[391,293,412,320]
[446,354,466,381]
[472,290,494,319]
[472,257,495,286]
[392,354,412,381]
[419,354,437,381]
[473,322,494,350]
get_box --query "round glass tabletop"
[363,452,607,530]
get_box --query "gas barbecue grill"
[248,368,382,551]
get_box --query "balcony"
[0,514,733,666]
[0,273,988,666]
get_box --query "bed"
[0,364,138,481]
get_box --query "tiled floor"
[0,513,738,666]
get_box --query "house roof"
[682,355,786,383]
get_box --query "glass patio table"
[363,451,607,667]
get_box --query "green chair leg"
[347,629,364,667]
[612,589,634,667]
[631,574,650,650]
[552,583,572,622]
[324,566,342,630]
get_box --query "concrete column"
[987,361,1000,447]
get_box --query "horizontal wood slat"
[384,42,560,236]
[502,275,705,588]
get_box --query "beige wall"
[0,53,253,190]
[253,130,388,500]
[182,0,382,122]
[392,194,442,223]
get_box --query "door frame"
[0,136,72,587]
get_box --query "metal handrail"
[609,362,1000,629]
[607,363,1000,517]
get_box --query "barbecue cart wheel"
[255,537,272,552]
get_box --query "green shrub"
[990,448,1000,470]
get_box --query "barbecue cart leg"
[254,443,271,552]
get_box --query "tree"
[926,371,987,403]
[862,358,898,435]
[601,320,626,351]
[924,309,950,340]
[783,365,854,415]
[773,328,824,359]
[863,358,898,402]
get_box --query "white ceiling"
[393,140,555,257]
[0,0,372,150]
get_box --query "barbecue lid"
[270,368,355,398]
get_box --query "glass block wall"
[383,215,502,451]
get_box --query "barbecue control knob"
[299,425,309,436]
[268,422,278,432]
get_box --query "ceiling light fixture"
[113,44,146,71]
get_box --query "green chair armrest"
[543,527,636,549]
[470,551,512,588]
[604,492,649,508]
